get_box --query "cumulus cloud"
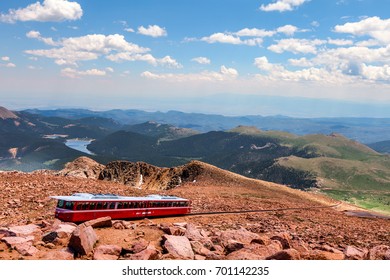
[61,67,107,78]
[25,33,150,66]
[26,30,58,46]
[235,28,275,37]
[268,38,325,54]
[334,16,390,45]
[0,0,83,23]
[276,25,298,36]
[106,52,182,68]
[1,56,10,61]
[141,65,238,82]
[5,63,16,68]
[138,25,167,37]
[260,0,310,12]
[201,33,263,46]
[191,57,211,64]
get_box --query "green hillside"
[88,126,390,214]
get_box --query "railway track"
[187,202,342,217]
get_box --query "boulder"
[190,240,212,256]
[68,224,98,255]
[309,250,345,260]
[39,249,74,260]
[2,236,34,247]
[225,249,265,260]
[7,224,42,238]
[270,232,291,249]
[127,245,160,260]
[162,235,194,260]
[14,243,39,256]
[219,228,259,246]
[93,244,122,260]
[123,238,149,254]
[344,245,367,260]
[225,240,245,253]
[266,249,301,260]
[185,223,204,241]
[84,216,112,228]
[368,245,390,260]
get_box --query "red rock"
[162,235,194,260]
[185,223,204,241]
[127,245,159,260]
[266,249,301,260]
[123,238,149,254]
[368,245,390,260]
[40,249,74,260]
[270,232,291,249]
[190,240,211,256]
[225,239,245,253]
[344,245,367,260]
[225,249,264,260]
[68,224,98,255]
[219,228,259,246]
[309,250,345,260]
[15,243,39,256]
[84,216,112,228]
[93,244,122,260]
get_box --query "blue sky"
[1,0,390,117]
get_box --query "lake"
[65,139,95,155]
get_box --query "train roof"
[50,193,189,202]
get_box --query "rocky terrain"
[0,158,389,260]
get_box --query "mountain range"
[1,105,389,214]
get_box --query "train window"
[57,200,64,208]
[89,203,96,210]
[117,202,123,209]
[82,203,88,210]
[96,202,103,209]
[65,201,74,210]
[76,203,82,210]
[123,202,129,208]
[109,202,116,209]
[102,202,108,209]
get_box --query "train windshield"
[56,200,74,210]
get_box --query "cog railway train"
[51,193,191,222]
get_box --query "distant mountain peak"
[229,125,262,134]
[0,106,19,120]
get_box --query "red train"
[51,193,191,222]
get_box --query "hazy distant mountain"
[368,140,390,154]
[124,121,199,141]
[23,108,390,143]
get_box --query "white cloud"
[5,63,16,68]
[235,28,275,37]
[0,0,83,23]
[1,56,10,61]
[254,56,344,83]
[268,38,325,54]
[141,65,238,82]
[106,52,182,68]
[361,64,390,81]
[25,33,150,66]
[137,25,167,37]
[201,33,263,46]
[61,67,107,78]
[260,0,310,12]
[276,25,298,36]
[26,30,58,46]
[334,17,390,45]
[124,28,135,33]
[288,57,313,67]
[191,57,211,65]
[327,38,354,46]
